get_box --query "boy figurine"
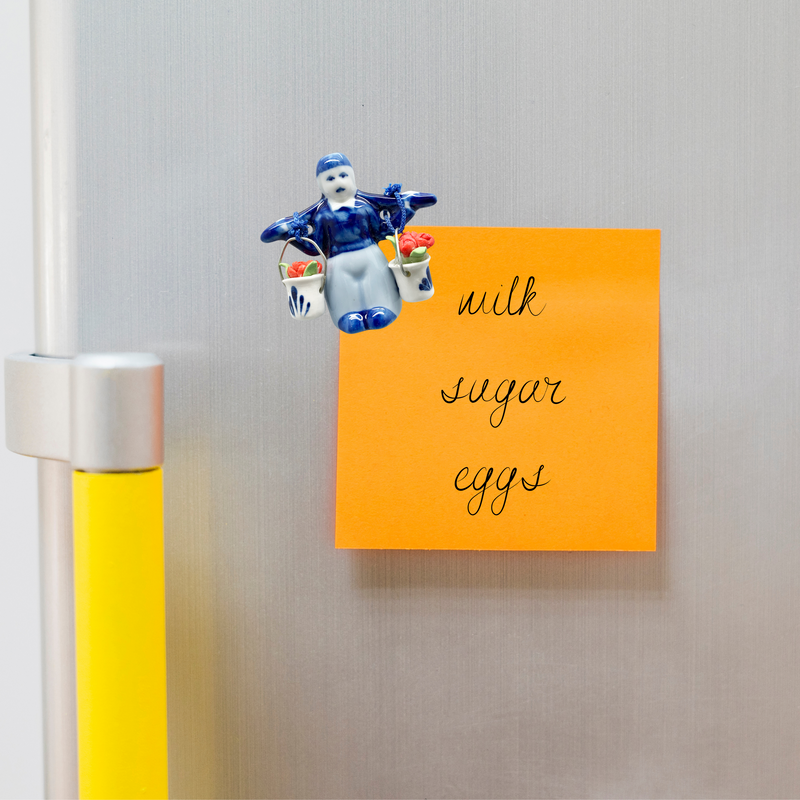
[262,153,436,333]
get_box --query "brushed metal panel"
[64,0,800,796]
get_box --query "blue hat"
[316,153,352,176]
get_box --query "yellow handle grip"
[73,468,168,799]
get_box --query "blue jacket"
[261,190,437,258]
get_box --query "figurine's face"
[317,165,357,203]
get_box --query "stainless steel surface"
[31,0,77,360]
[5,354,70,461]
[37,460,77,799]
[70,353,164,472]
[57,0,800,796]
[31,0,79,793]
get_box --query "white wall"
[0,0,45,796]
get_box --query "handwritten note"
[336,227,660,550]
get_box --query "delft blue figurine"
[261,153,437,333]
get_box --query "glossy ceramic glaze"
[388,257,434,302]
[261,154,436,333]
[282,274,326,320]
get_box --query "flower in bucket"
[387,231,435,264]
[280,259,321,279]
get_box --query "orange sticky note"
[336,227,660,550]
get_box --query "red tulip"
[399,233,418,257]
[288,260,308,278]
[414,232,434,249]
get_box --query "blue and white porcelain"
[261,153,437,333]
[283,274,326,319]
[388,256,435,303]
[278,235,328,319]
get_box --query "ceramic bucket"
[277,236,328,320]
[283,274,326,319]
[388,257,434,303]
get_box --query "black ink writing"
[442,376,566,427]
[458,276,545,317]
[454,465,548,515]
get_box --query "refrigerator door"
[33,1,800,797]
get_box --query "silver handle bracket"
[5,352,164,472]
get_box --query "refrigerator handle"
[5,352,168,798]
